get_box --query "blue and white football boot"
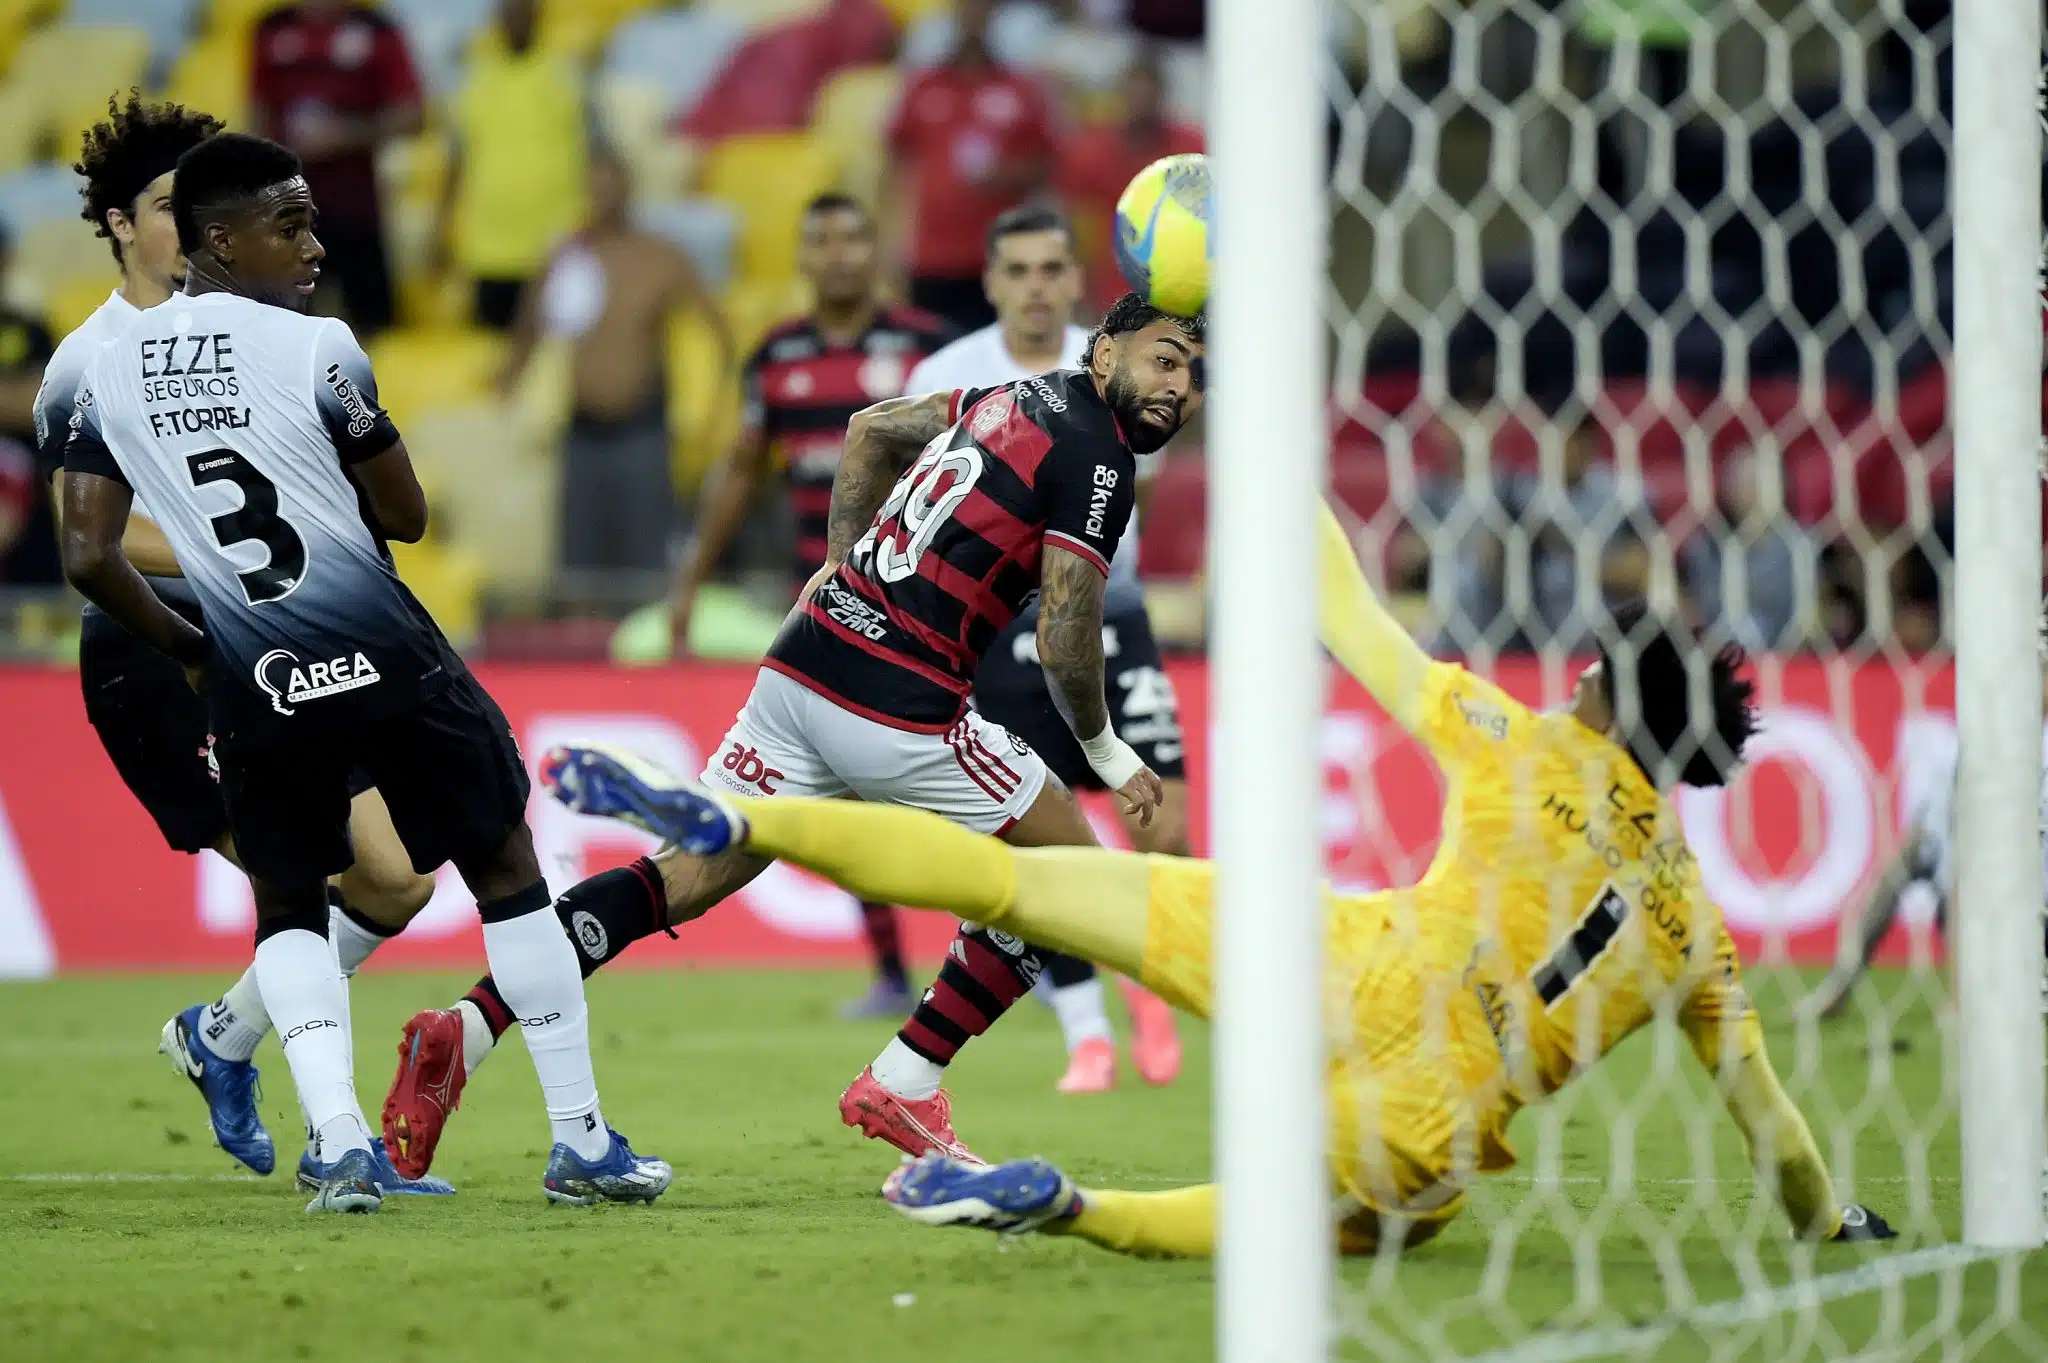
[302,1146,381,1214]
[541,1127,673,1206]
[539,744,747,856]
[881,1153,1078,1234]
[159,1004,275,1176]
[297,1138,456,1197]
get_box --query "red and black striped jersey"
[741,305,953,578]
[766,370,1139,731]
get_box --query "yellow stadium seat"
[10,217,115,313]
[665,307,742,492]
[207,0,292,39]
[0,83,45,175]
[163,30,251,131]
[363,327,507,431]
[596,77,691,200]
[880,0,948,25]
[698,133,836,284]
[401,401,560,607]
[694,0,826,29]
[389,537,485,647]
[810,65,899,210]
[720,275,809,355]
[46,272,120,338]
[14,25,152,154]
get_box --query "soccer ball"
[1112,153,1212,318]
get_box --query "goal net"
[1233,0,2047,1355]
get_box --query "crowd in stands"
[0,0,2003,665]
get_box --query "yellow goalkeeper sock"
[1047,1183,1219,1258]
[731,796,1018,923]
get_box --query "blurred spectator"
[434,0,588,330]
[498,150,731,609]
[250,0,424,335]
[1520,420,1648,651]
[0,225,54,583]
[1680,450,1815,651]
[676,0,896,141]
[887,0,1059,332]
[1057,49,1203,312]
[670,194,951,651]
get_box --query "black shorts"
[213,667,528,885]
[972,603,1186,791]
[79,607,230,855]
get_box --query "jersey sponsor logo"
[323,362,376,439]
[1452,690,1509,740]
[1085,465,1119,539]
[518,1011,564,1027]
[281,1018,340,1043]
[721,743,784,795]
[1028,375,1068,412]
[570,910,609,961]
[254,648,383,716]
[820,580,889,642]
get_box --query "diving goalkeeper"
[544,500,1895,1255]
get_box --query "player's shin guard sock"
[553,857,668,977]
[254,911,371,1159]
[328,889,399,977]
[733,796,1018,921]
[860,901,908,988]
[880,927,1043,1099]
[1046,1184,1218,1258]
[478,882,609,1161]
[457,978,515,1077]
[204,966,272,1063]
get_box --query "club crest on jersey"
[254,647,381,715]
[970,389,1014,437]
[323,363,376,439]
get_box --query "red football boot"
[1121,979,1183,1087]
[839,1066,983,1165]
[382,1007,468,1178]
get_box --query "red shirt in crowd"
[1058,116,1205,309]
[249,4,421,228]
[887,63,1057,279]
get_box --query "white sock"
[481,905,609,1161]
[1048,977,1115,1052]
[329,902,393,976]
[203,967,271,1062]
[255,928,371,1161]
[331,938,355,1090]
[872,1036,943,1101]
[455,998,493,1079]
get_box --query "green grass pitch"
[2,966,2043,1361]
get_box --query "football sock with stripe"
[254,913,371,1160]
[885,926,1043,1097]
[478,882,610,1161]
[203,967,270,1063]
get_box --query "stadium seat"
[13,25,153,157]
[205,0,292,37]
[67,0,201,70]
[880,0,948,26]
[0,164,87,238]
[721,276,810,356]
[363,327,505,431]
[9,217,115,314]
[595,75,693,199]
[695,0,830,30]
[901,4,1057,69]
[603,8,749,122]
[666,307,743,492]
[0,85,41,177]
[46,273,118,339]
[400,401,559,608]
[637,197,737,293]
[810,65,899,207]
[698,133,836,283]
[389,537,485,647]
[162,29,250,131]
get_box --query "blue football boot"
[298,1138,456,1197]
[159,1004,275,1176]
[541,1127,673,1206]
[881,1153,1078,1234]
[539,744,746,855]
[302,1146,381,1214]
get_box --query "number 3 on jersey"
[855,443,984,583]
[186,447,308,605]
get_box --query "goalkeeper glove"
[1830,1204,1896,1242]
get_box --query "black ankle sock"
[555,857,668,978]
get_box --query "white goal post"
[1209,1,1333,1362]
[1951,0,2044,1251]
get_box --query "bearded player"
[545,499,1898,1253]
[35,95,441,1193]
[380,294,1202,1178]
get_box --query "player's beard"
[1105,365,1182,454]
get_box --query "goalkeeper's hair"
[1087,292,1205,361]
[1597,602,1759,788]
[75,91,224,265]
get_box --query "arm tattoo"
[825,391,956,564]
[1037,546,1111,739]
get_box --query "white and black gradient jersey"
[64,292,450,731]
[1904,738,2048,905]
[905,323,1156,616]
[32,291,200,617]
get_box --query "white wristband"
[1079,720,1144,790]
